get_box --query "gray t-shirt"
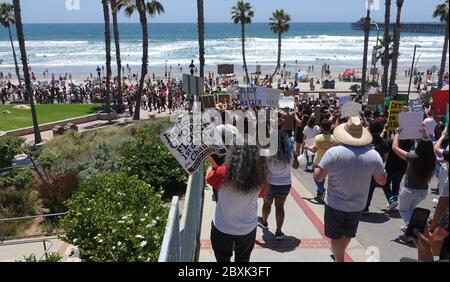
[319,145,385,212]
[404,152,429,190]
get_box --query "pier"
[351,18,446,35]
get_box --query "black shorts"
[295,128,304,144]
[324,205,362,239]
[267,184,291,198]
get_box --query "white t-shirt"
[303,125,320,141]
[267,154,294,186]
[214,184,260,236]
[439,163,449,198]
[423,117,437,138]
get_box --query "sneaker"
[257,217,269,231]
[275,231,285,240]
[386,201,398,212]
[316,193,324,204]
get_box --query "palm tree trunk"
[102,0,112,113]
[7,25,21,86]
[134,0,148,121]
[389,0,403,97]
[197,0,205,79]
[438,24,448,89]
[382,0,391,95]
[271,32,282,80]
[12,0,41,144]
[241,22,250,85]
[111,0,123,112]
[361,8,371,95]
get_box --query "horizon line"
[20,20,442,24]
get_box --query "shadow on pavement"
[255,231,301,253]
[302,197,324,206]
[360,212,390,224]
[383,210,402,219]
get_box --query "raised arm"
[434,127,448,155]
[392,128,408,160]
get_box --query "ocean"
[0,23,447,79]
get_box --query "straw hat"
[333,117,373,147]
[215,103,225,111]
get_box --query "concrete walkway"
[199,172,368,262]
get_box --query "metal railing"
[0,238,54,261]
[159,165,205,262]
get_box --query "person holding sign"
[392,126,437,229]
[206,138,268,262]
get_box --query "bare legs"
[330,236,352,262]
[262,196,288,233]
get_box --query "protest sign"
[256,65,262,75]
[409,99,423,112]
[160,120,227,175]
[368,94,385,105]
[433,90,449,116]
[227,87,237,99]
[218,64,234,75]
[218,94,231,104]
[387,101,404,131]
[183,74,204,96]
[341,101,362,117]
[399,112,424,140]
[339,95,352,106]
[201,95,216,109]
[284,91,296,97]
[279,96,295,109]
[239,87,281,107]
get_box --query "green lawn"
[0,104,102,131]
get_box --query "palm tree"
[231,1,254,85]
[382,0,392,95]
[101,0,112,113]
[12,0,41,144]
[375,34,394,65]
[111,0,124,112]
[0,2,21,85]
[122,0,164,121]
[197,0,205,79]
[268,9,291,81]
[361,2,372,95]
[389,0,404,96]
[433,0,449,89]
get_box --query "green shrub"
[60,172,168,262]
[119,126,188,197]
[34,171,80,213]
[0,168,36,190]
[17,253,62,262]
[0,137,25,169]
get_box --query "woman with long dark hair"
[206,137,268,262]
[258,115,299,240]
[393,126,436,224]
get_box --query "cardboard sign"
[339,95,352,106]
[387,101,404,131]
[409,99,423,112]
[239,87,281,108]
[218,94,231,104]
[279,97,295,109]
[183,74,204,96]
[341,101,362,117]
[399,112,424,140]
[201,95,216,109]
[368,94,385,105]
[218,64,234,75]
[160,120,227,175]
[433,90,449,116]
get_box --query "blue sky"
[2,0,444,23]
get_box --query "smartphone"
[405,208,430,238]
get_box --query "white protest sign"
[398,112,424,140]
[279,96,295,109]
[409,99,423,113]
[160,119,227,175]
[339,95,352,106]
[227,87,237,99]
[341,101,362,117]
[239,87,281,107]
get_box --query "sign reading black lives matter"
[160,117,227,175]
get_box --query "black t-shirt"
[372,136,390,159]
[385,139,414,173]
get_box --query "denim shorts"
[266,184,292,198]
